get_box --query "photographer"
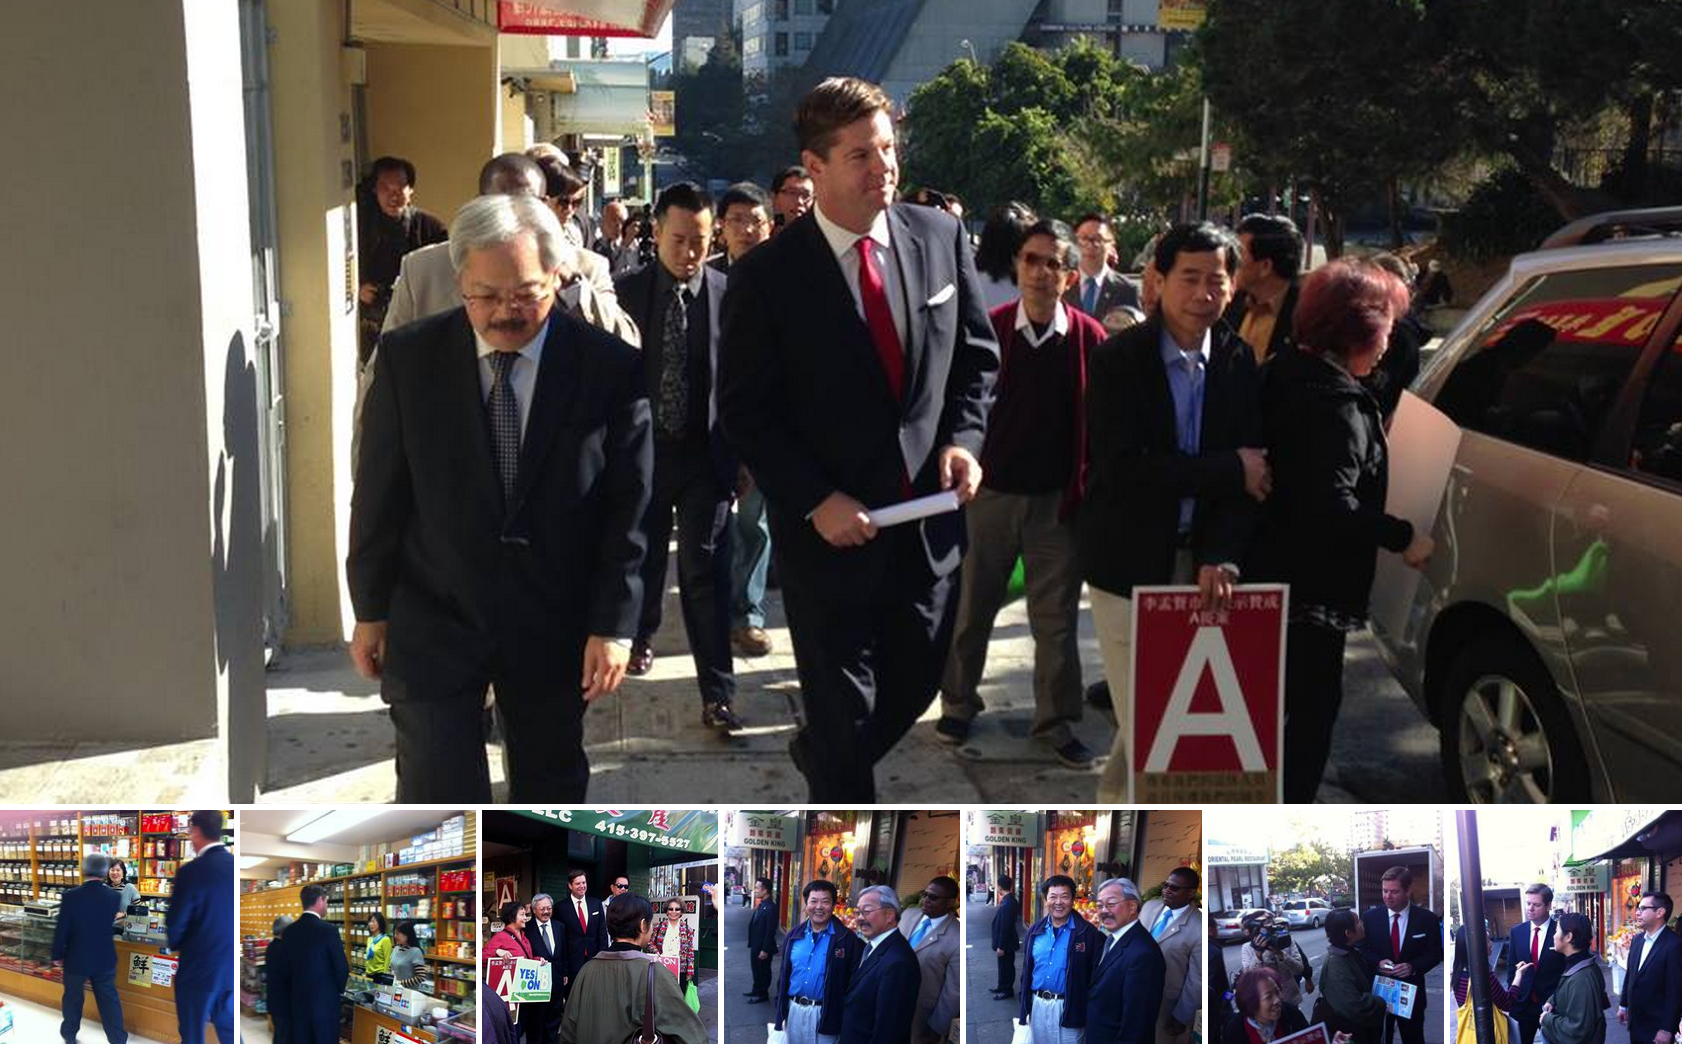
[1239,913,1310,1011]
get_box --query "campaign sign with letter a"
[1128,583,1286,802]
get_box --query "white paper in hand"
[767,1025,789,1044]
[1010,1020,1034,1044]
[866,490,961,529]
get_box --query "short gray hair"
[858,885,900,915]
[448,193,571,274]
[1097,877,1142,903]
[531,893,554,908]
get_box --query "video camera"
[1244,912,1292,951]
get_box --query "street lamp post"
[959,38,978,64]
[1456,810,1497,1044]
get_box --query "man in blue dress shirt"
[1019,875,1103,1043]
[777,880,865,1044]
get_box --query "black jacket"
[750,899,780,955]
[1358,904,1443,1019]
[840,931,920,1044]
[347,307,654,692]
[1361,311,1427,422]
[280,912,349,1044]
[1078,316,1262,595]
[719,204,1000,594]
[777,919,864,1036]
[1249,348,1413,618]
[1087,922,1167,1044]
[51,879,121,977]
[992,892,1021,953]
[1620,929,1682,1043]
[1018,914,1105,1028]
[1507,918,1566,1015]
[266,933,292,1044]
[560,896,611,981]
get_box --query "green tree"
[1199,0,1461,255]
[1268,841,1353,897]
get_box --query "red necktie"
[856,237,905,402]
[578,899,587,932]
[1391,913,1401,959]
[1532,925,1540,964]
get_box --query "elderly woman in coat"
[561,894,708,1044]
[648,896,697,994]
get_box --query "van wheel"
[1440,633,1589,802]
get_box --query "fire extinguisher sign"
[1127,584,1287,803]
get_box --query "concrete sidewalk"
[258,552,1443,803]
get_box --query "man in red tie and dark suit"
[1358,865,1443,1044]
[559,869,609,1002]
[719,76,1000,801]
[1505,883,1565,1044]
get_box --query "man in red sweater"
[936,218,1106,768]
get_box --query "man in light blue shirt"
[778,880,863,1044]
[1019,875,1103,1043]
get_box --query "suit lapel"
[793,213,899,407]
[887,206,928,402]
[447,313,501,514]
[510,316,580,518]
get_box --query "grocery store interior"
[0,809,234,1044]
[239,809,476,1043]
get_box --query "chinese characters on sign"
[740,814,797,852]
[1129,584,1287,803]
[977,812,1041,847]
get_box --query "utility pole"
[1456,810,1496,1044]
[1197,97,1212,221]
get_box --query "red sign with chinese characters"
[1128,584,1287,802]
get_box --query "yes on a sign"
[1128,584,1286,802]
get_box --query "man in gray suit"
[1138,867,1203,1044]
[1064,212,1142,331]
[898,876,960,1044]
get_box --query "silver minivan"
[1373,208,1682,802]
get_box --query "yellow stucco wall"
[365,41,501,227]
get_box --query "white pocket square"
[926,284,956,306]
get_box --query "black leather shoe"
[702,701,745,732]
[747,996,767,1004]
[627,640,655,676]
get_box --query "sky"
[606,12,673,58]
[1207,807,1361,850]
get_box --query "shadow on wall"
[214,330,268,801]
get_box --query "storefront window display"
[805,812,858,904]
[0,809,234,1044]
[1045,811,1099,917]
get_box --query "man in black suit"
[1358,866,1444,1044]
[991,874,1021,998]
[265,917,293,1044]
[1079,222,1269,802]
[1619,891,1682,1044]
[281,885,350,1044]
[614,182,742,732]
[348,192,653,802]
[1065,212,1143,330]
[558,869,609,1001]
[840,886,920,1044]
[720,76,1000,801]
[1507,883,1565,1044]
[522,893,563,1044]
[1223,213,1302,365]
[747,876,779,1003]
[1088,877,1168,1044]
[167,810,235,1044]
[52,854,127,1044]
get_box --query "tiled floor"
[1,990,174,1044]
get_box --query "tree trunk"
[1622,92,1655,201]
[1388,177,1406,249]
[1506,139,1618,221]
[1312,187,1345,259]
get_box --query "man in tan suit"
[1138,866,1203,1044]
[897,876,961,1043]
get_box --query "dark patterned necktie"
[658,285,691,437]
[488,350,520,504]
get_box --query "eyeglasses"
[462,284,553,312]
[612,882,629,891]
[551,194,587,211]
[856,905,882,916]
[1097,897,1129,910]
[1160,881,1188,892]
[1639,904,1660,912]
[1019,252,1069,273]
[725,215,768,230]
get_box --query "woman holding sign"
[648,897,696,993]
[486,900,536,968]
[561,894,708,1044]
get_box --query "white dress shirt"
[1014,300,1070,348]
[812,203,908,349]
[475,319,549,441]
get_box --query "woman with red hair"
[1248,257,1435,802]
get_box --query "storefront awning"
[499,0,676,38]
[1575,809,1681,863]
[513,809,716,855]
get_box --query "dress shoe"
[934,716,970,744]
[627,640,654,676]
[731,625,773,657]
[1051,737,1096,769]
[702,701,745,733]
[1085,679,1112,710]
[746,996,767,1004]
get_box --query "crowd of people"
[481,870,709,1044]
[344,71,1447,803]
[1212,866,1442,1044]
[743,873,959,1044]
